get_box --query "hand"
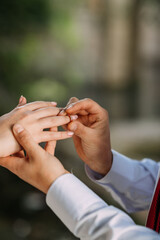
[0,124,68,193]
[60,98,113,175]
[0,101,74,157]
[18,96,56,155]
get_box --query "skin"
[0,124,68,193]
[0,100,74,157]
[0,97,112,194]
[59,97,113,175]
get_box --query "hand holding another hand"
[60,98,113,175]
[0,124,68,193]
[0,100,74,157]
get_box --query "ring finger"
[39,115,71,129]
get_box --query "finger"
[67,120,91,138]
[67,97,79,105]
[60,107,87,117]
[32,107,60,119]
[58,109,67,116]
[65,98,101,115]
[59,97,79,116]
[40,130,74,142]
[18,95,27,106]
[65,97,79,110]
[60,113,78,132]
[45,127,57,155]
[66,97,88,115]
[61,114,78,131]
[13,124,42,159]
[0,156,23,174]
[39,115,71,129]
[17,101,57,112]
[45,141,56,155]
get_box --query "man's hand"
[0,100,74,157]
[0,124,69,193]
[60,98,113,175]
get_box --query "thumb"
[13,124,42,159]
[66,97,79,106]
[59,97,79,116]
[67,121,90,139]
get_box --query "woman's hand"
[0,101,74,157]
[0,124,69,193]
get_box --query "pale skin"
[0,97,112,193]
[0,124,68,193]
[0,97,75,158]
[59,97,113,175]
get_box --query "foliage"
[0,0,51,35]
[0,0,83,113]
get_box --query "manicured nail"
[19,95,23,104]
[67,131,74,136]
[51,102,57,106]
[70,115,78,121]
[14,124,24,133]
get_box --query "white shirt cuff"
[46,173,106,233]
[85,150,140,191]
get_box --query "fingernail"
[14,124,24,133]
[19,95,23,104]
[51,102,57,106]
[70,115,78,121]
[67,131,74,136]
[70,124,77,131]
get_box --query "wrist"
[44,170,70,194]
[88,150,113,176]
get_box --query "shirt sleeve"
[46,173,159,240]
[85,150,160,213]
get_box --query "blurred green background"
[0,0,160,239]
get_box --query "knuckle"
[70,97,79,103]
[15,107,31,119]
[64,116,70,122]
[84,97,90,101]
[49,132,56,140]
[20,111,31,121]
[52,107,59,115]
[45,132,54,141]
[84,98,92,103]
[34,101,41,104]
[23,111,30,118]
[16,106,25,114]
